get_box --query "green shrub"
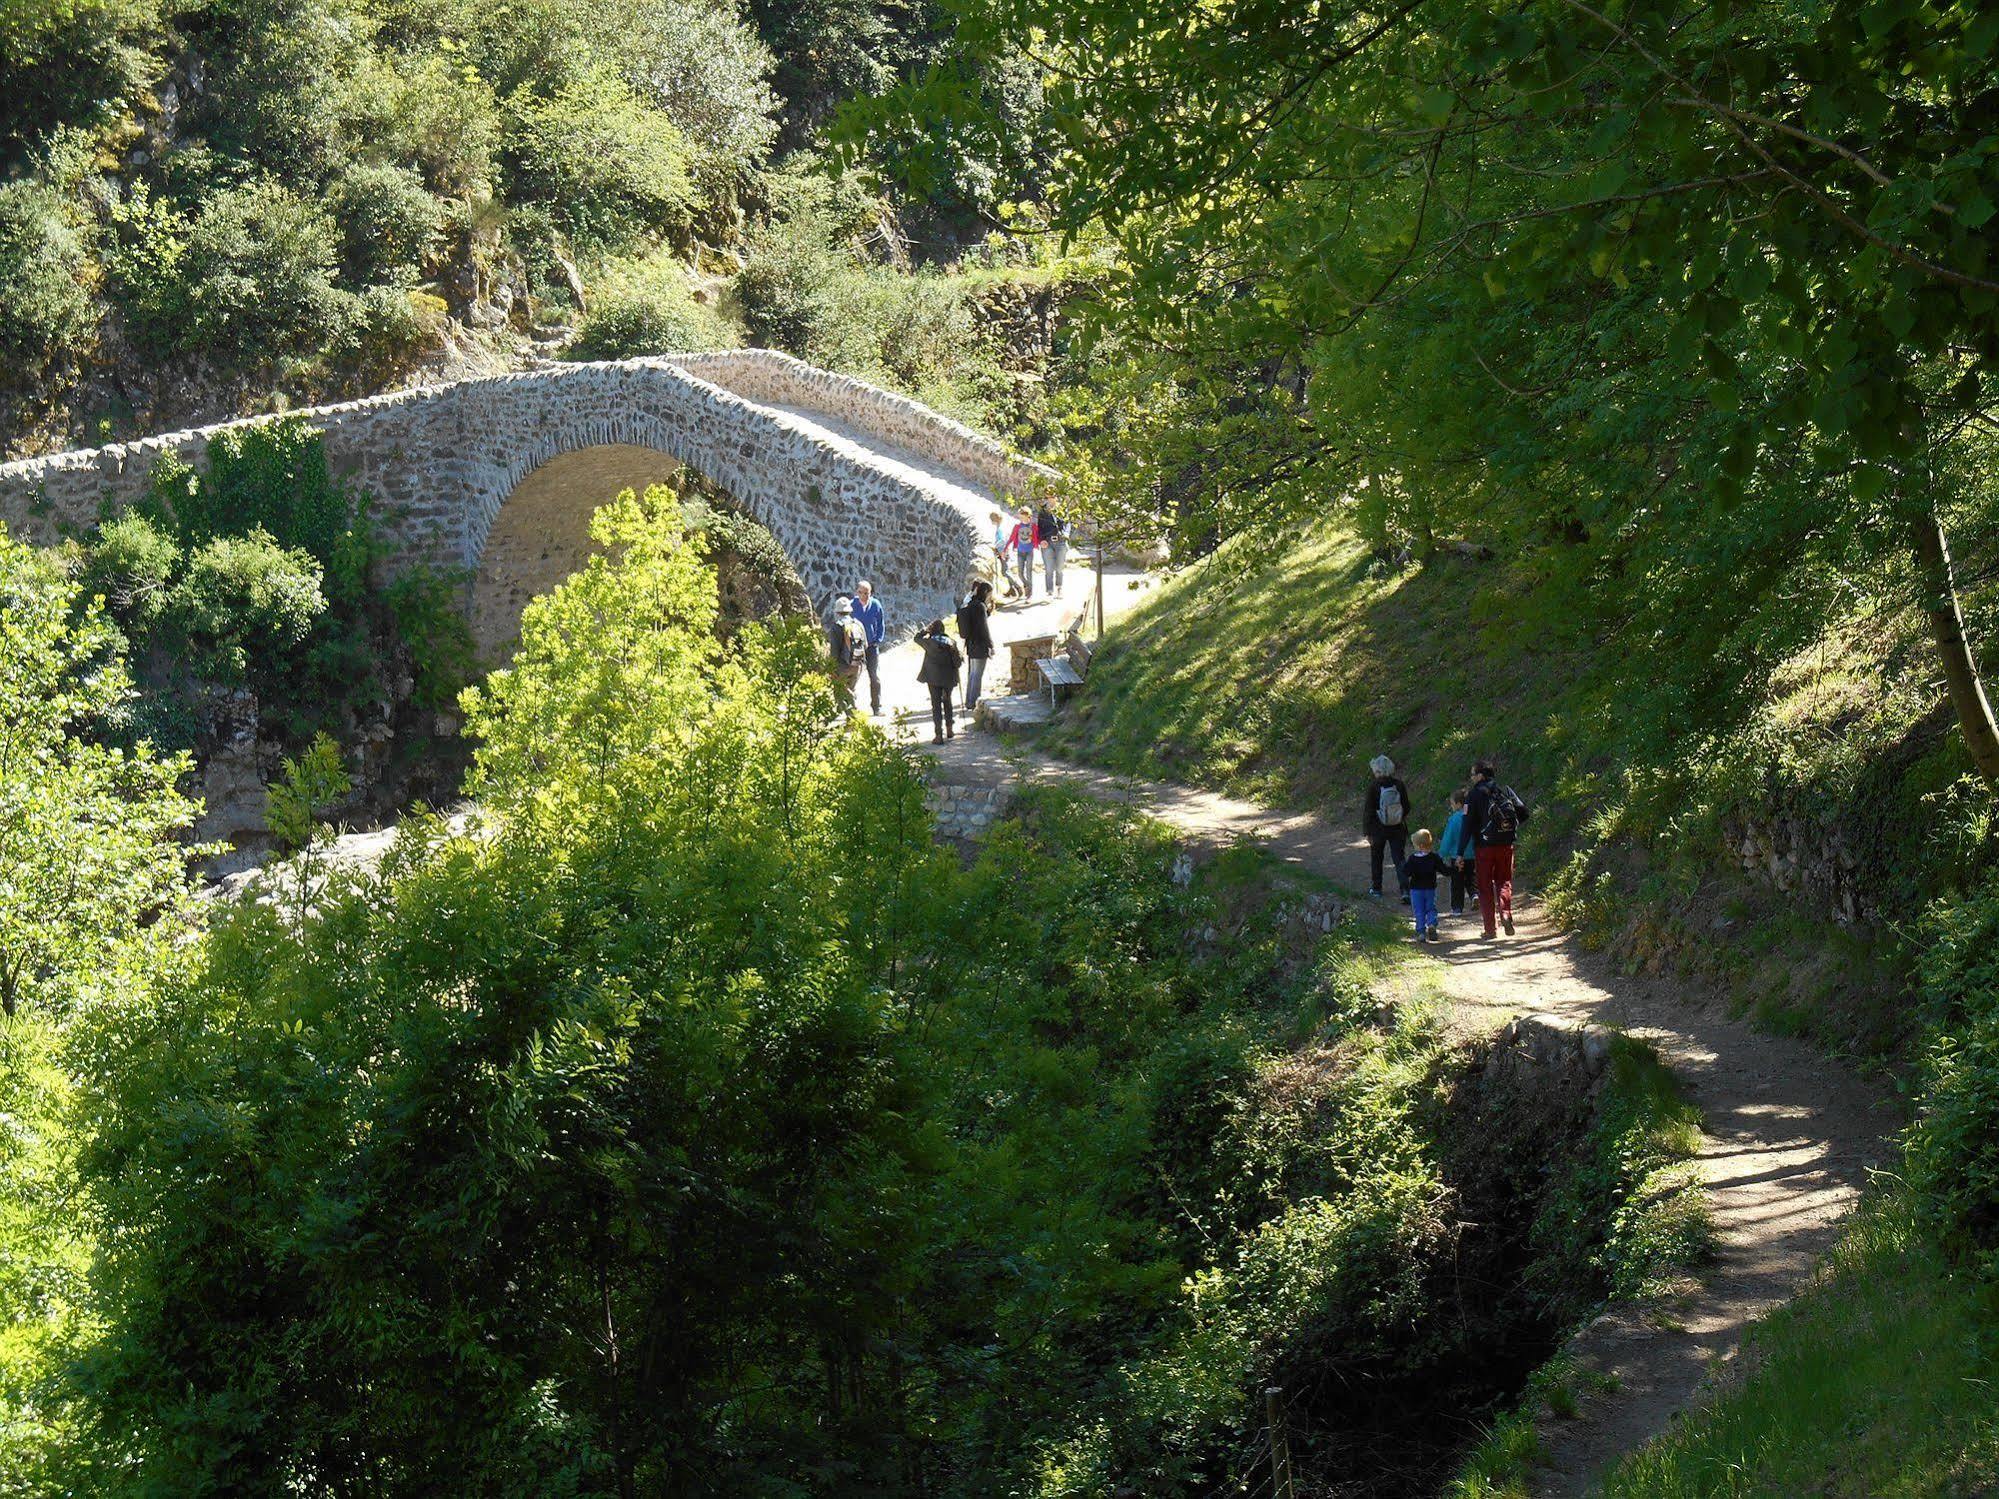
[185,0,352,184]
[77,511,181,637]
[0,0,159,154]
[600,0,778,183]
[0,180,97,385]
[124,420,470,738]
[152,417,356,567]
[569,254,729,357]
[383,566,475,712]
[733,162,1000,418]
[342,284,447,382]
[731,157,877,352]
[345,52,502,195]
[113,179,354,367]
[735,221,841,351]
[328,162,443,286]
[1905,874,1999,1268]
[505,201,582,309]
[870,267,990,401]
[178,179,355,365]
[168,528,326,685]
[501,69,695,252]
[103,181,190,352]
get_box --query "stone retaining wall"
[0,352,1025,642]
[927,778,1017,841]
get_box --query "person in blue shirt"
[1437,787,1476,918]
[852,579,886,715]
[1403,829,1444,943]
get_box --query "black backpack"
[1481,784,1529,840]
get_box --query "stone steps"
[974,693,1055,734]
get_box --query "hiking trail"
[917,725,1895,1495]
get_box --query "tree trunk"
[1910,501,1999,788]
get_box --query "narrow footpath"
[882,575,1896,1494]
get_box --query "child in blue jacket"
[1438,788,1475,917]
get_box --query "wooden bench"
[1036,655,1084,705]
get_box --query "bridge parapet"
[667,349,1057,501]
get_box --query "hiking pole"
[1265,1387,1295,1499]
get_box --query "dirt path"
[924,734,1897,1496]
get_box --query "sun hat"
[834,595,853,616]
[1370,754,1395,776]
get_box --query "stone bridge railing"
[672,348,1056,499]
[0,353,1058,638]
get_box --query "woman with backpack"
[915,618,964,743]
[1467,758,1531,937]
[1362,754,1413,902]
[956,580,995,710]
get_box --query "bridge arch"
[468,443,691,662]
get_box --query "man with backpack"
[1035,501,1068,598]
[1467,758,1531,937]
[825,596,867,709]
[1362,754,1414,903]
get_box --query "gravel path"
[922,734,1897,1495]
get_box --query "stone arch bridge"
[0,350,1054,657]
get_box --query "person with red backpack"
[1467,758,1531,937]
[1362,754,1414,903]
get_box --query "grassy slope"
[1599,1203,1999,1497]
[1061,531,1563,848]
[1059,523,1999,1494]
[1059,524,1987,1067]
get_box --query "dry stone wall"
[0,352,1030,641]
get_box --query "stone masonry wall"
[0,352,1020,640]
[669,349,1058,501]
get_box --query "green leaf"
[1851,463,1890,502]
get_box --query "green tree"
[70,486,922,1490]
[502,69,696,251]
[869,0,1999,784]
[167,528,326,686]
[0,528,200,1018]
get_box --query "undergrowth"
[1443,1043,1710,1499]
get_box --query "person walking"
[956,579,995,710]
[990,509,1016,594]
[826,596,866,707]
[1006,507,1039,601]
[852,579,886,715]
[1363,754,1413,902]
[1467,758,1531,937]
[1438,787,1476,918]
[1036,501,1068,598]
[915,618,964,742]
[1403,829,1444,943]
